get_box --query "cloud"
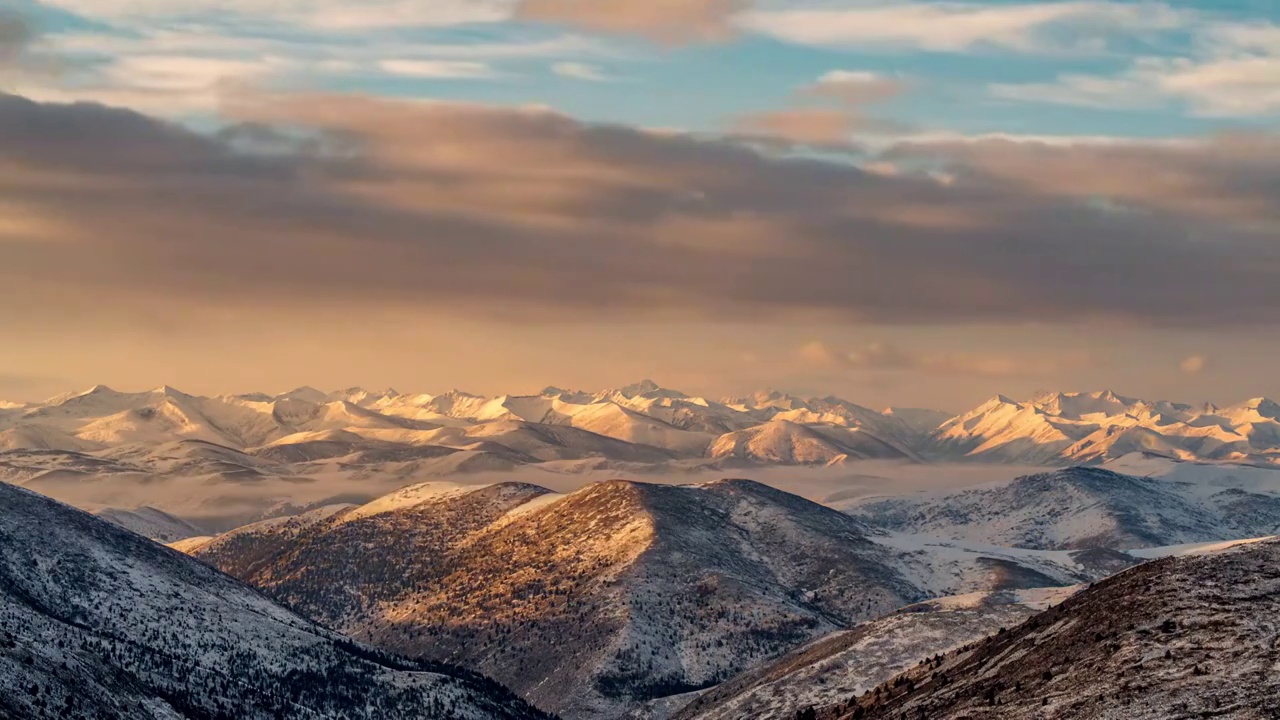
[883,134,1280,227]
[738,1,1187,54]
[804,70,907,106]
[378,60,496,79]
[798,341,1088,378]
[551,61,609,82]
[38,0,516,29]
[0,12,33,67]
[734,107,880,146]
[734,70,908,145]
[516,0,747,44]
[11,23,604,115]
[991,56,1280,118]
[799,340,915,371]
[989,20,1280,117]
[1,90,1279,331]
[1180,354,1209,375]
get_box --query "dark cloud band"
[0,91,1278,328]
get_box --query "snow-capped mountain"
[7,384,1279,472]
[0,381,935,466]
[931,390,1280,465]
[707,420,912,465]
[0,381,926,530]
[846,464,1280,550]
[183,478,1139,719]
[0,482,551,720]
[6,383,1280,533]
[810,538,1280,719]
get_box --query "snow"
[500,491,566,520]
[930,390,1280,465]
[6,381,1280,553]
[8,384,1280,487]
[709,420,909,465]
[847,465,1280,551]
[1126,535,1275,558]
[341,481,490,522]
[8,381,1280,720]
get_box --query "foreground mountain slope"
[0,483,552,720]
[847,466,1280,550]
[814,539,1280,719]
[672,588,1075,720]
[188,479,1118,719]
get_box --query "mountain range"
[5,383,1279,467]
[844,464,1280,550]
[0,482,551,720]
[4,383,1280,531]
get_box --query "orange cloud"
[798,341,1092,378]
[515,0,747,44]
[732,70,910,146]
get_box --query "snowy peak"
[726,389,813,412]
[709,420,910,465]
[614,378,669,398]
[325,386,400,406]
[274,385,329,403]
[1226,396,1280,420]
[44,383,118,404]
[6,384,1280,479]
[931,390,1280,466]
[1030,389,1140,419]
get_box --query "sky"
[0,0,1278,410]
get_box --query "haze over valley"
[7,381,1280,531]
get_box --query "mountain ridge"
[807,539,1280,719]
[6,384,1280,468]
[183,476,1144,719]
[845,465,1280,550]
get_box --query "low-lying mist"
[28,461,1045,533]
